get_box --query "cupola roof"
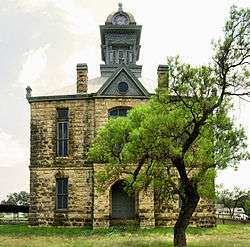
[105,3,136,25]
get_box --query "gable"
[97,66,149,96]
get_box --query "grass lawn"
[0,224,249,247]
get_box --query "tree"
[216,185,249,218]
[236,189,250,216]
[243,195,250,216]
[88,6,250,247]
[1,191,29,206]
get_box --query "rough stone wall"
[29,97,148,227]
[154,196,216,227]
[153,169,216,228]
[30,100,94,168]
[138,189,155,228]
[93,163,155,229]
[93,163,215,228]
[29,96,215,228]
[93,164,110,228]
[94,98,148,133]
[29,167,93,226]
[29,99,95,226]
[92,98,152,228]
[77,63,88,93]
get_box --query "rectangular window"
[118,50,124,64]
[109,51,113,63]
[126,51,129,64]
[129,52,133,63]
[56,178,68,210]
[57,108,68,120]
[57,108,69,157]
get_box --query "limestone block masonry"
[29,98,153,227]
[77,63,88,94]
[29,99,94,226]
[28,96,216,228]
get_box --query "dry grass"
[0,224,249,247]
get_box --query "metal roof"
[38,76,156,97]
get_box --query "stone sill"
[54,209,69,213]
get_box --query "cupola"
[100,3,142,78]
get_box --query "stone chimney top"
[77,63,88,93]
[157,65,169,89]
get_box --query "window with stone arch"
[108,106,131,118]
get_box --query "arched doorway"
[111,180,135,219]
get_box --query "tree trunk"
[173,157,200,247]
[173,192,200,247]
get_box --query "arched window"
[108,107,131,118]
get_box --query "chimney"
[157,65,169,89]
[77,63,88,93]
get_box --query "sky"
[0,0,249,200]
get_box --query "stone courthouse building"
[26,4,215,228]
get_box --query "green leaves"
[213,6,250,97]
[216,185,249,217]
[1,191,29,206]
[88,117,131,163]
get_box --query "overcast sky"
[0,0,249,200]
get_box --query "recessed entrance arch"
[111,180,135,219]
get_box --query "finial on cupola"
[26,86,32,98]
[118,2,123,12]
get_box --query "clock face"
[112,14,129,25]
